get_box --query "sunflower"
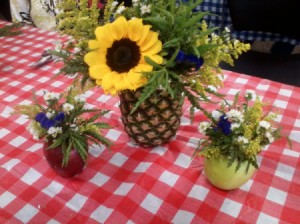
[84,16,163,95]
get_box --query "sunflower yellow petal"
[128,18,144,42]
[139,31,160,52]
[127,71,147,89]
[133,63,153,72]
[89,64,111,80]
[110,16,128,39]
[101,72,116,92]
[88,40,101,50]
[142,40,162,55]
[114,74,132,91]
[137,25,151,46]
[144,54,164,64]
[95,26,114,48]
[84,51,103,66]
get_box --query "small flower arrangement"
[51,0,250,113]
[14,84,111,166]
[195,90,282,172]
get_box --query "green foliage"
[0,23,22,37]
[14,84,111,167]
[195,91,283,173]
[56,0,100,46]
[50,0,250,116]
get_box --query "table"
[1,20,300,224]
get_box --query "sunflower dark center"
[106,38,141,73]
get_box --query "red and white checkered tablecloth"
[1,20,300,224]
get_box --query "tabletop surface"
[1,21,300,224]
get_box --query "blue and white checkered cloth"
[196,0,300,45]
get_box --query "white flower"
[224,27,230,33]
[70,124,79,132]
[265,132,275,143]
[111,1,119,8]
[227,109,243,121]
[47,127,62,138]
[198,121,211,134]
[63,103,74,114]
[43,91,60,101]
[46,112,53,119]
[26,121,40,140]
[259,120,271,129]
[207,85,218,92]
[73,47,81,54]
[116,6,126,14]
[233,39,240,46]
[74,94,86,103]
[140,5,151,14]
[132,0,139,6]
[231,123,240,130]
[245,89,257,100]
[237,136,249,144]
[212,110,222,120]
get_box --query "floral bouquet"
[50,0,250,147]
[13,84,111,177]
[195,90,282,172]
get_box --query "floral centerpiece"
[13,84,111,178]
[50,0,250,147]
[194,90,282,190]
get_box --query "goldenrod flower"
[84,16,163,95]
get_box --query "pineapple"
[118,88,183,147]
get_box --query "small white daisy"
[43,91,60,101]
[265,132,275,143]
[212,110,222,120]
[116,6,126,14]
[140,4,151,14]
[47,127,62,138]
[198,121,211,134]
[259,120,271,129]
[62,103,74,114]
[227,109,243,121]
[237,136,249,144]
[74,94,86,103]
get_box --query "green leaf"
[62,142,72,167]
[49,137,63,149]
[144,56,163,70]
[181,11,209,30]
[232,92,240,108]
[0,23,23,37]
[85,130,112,147]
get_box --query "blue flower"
[216,115,232,135]
[35,112,46,123]
[175,50,204,70]
[175,51,186,63]
[54,112,65,123]
[41,119,55,129]
[35,112,56,129]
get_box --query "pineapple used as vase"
[119,88,183,147]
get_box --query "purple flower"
[216,115,232,135]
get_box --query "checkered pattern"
[1,20,300,224]
[196,0,300,45]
